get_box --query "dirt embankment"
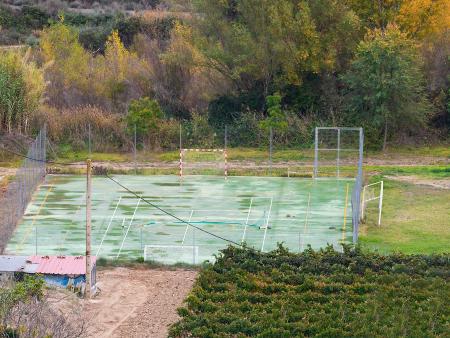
[49,267,198,338]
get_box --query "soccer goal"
[179,148,228,177]
[144,245,199,265]
[360,181,384,226]
[313,127,363,179]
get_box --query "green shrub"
[170,245,450,337]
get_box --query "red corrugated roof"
[27,256,96,275]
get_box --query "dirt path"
[83,267,197,338]
[385,175,450,189]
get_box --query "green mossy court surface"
[6,175,353,263]
[169,246,450,338]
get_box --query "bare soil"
[48,267,198,338]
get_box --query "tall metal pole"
[134,124,137,174]
[353,128,364,244]
[313,128,318,179]
[224,125,228,149]
[85,159,92,299]
[88,124,91,156]
[337,128,341,178]
[224,125,228,179]
[269,127,273,175]
[179,123,183,178]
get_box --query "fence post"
[337,128,341,178]
[179,123,183,178]
[224,125,228,178]
[88,123,91,156]
[313,128,318,179]
[269,127,273,175]
[85,159,92,299]
[352,128,364,244]
[134,124,137,174]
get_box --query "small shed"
[0,255,96,293]
[0,256,39,282]
[27,255,97,292]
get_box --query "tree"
[343,25,432,150]
[259,93,288,134]
[126,97,164,147]
[40,18,92,107]
[396,0,450,40]
[0,49,45,133]
[40,18,91,91]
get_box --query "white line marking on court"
[261,197,273,252]
[241,198,253,244]
[116,198,140,259]
[181,210,194,246]
[300,192,312,251]
[96,197,121,257]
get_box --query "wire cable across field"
[104,173,258,251]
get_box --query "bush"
[170,245,450,337]
[126,97,164,148]
[35,106,129,151]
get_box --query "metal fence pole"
[313,127,318,179]
[269,127,273,175]
[337,128,341,178]
[88,123,92,156]
[134,124,137,174]
[352,128,364,244]
[224,125,228,149]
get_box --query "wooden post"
[85,159,92,298]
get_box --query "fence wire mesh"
[313,127,364,243]
[0,127,46,253]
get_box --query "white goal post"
[144,245,199,265]
[360,181,384,226]
[179,148,228,177]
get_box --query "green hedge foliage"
[170,245,450,337]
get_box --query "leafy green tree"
[126,97,164,146]
[189,0,360,118]
[343,25,431,150]
[259,93,288,134]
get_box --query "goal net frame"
[360,181,384,226]
[313,127,364,244]
[313,127,363,179]
[179,148,228,178]
[144,245,200,265]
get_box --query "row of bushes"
[35,103,317,154]
[170,245,450,337]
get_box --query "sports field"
[6,175,354,264]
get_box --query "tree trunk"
[383,119,388,152]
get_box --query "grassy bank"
[360,179,450,254]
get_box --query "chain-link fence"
[313,127,364,243]
[0,127,46,253]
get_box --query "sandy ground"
[48,267,198,338]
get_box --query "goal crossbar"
[144,245,199,264]
[179,148,228,177]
